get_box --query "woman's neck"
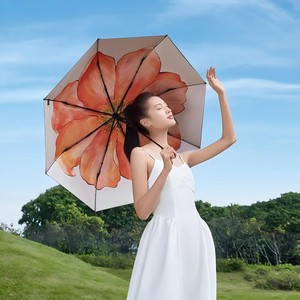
[147,130,169,149]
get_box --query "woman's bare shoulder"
[130,146,148,161]
[178,150,189,163]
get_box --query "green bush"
[244,266,268,282]
[255,270,300,291]
[76,254,135,269]
[216,259,246,272]
[244,264,300,291]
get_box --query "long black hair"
[123,92,154,161]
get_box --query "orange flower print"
[52,47,187,189]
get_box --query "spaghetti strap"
[141,148,156,160]
[178,153,185,164]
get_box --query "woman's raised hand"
[160,145,176,173]
[206,67,225,95]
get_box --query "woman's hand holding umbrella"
[160,145,177,173]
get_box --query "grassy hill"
[1,230,300,300]
[0,230,128,299]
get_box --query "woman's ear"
[140,118,151,128]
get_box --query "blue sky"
[0,0,299,228]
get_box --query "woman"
[124,67,236,300]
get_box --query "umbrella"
[44,35,206,211]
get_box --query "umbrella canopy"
[44,35,206,211]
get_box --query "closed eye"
[154,102,168,110]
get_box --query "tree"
[0,222,22,236]
[96,205,148,254]
[19,186,300,263]
[19,185,147,255]
[19,186,108,254]
[206,192,300,265]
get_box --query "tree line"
[18,186,300,265]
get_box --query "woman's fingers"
[206,66,216,80]
[161,145,176,162]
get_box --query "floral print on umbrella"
[52,47,187,189]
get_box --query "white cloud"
[236,120,300,136]
[291,0,300,10]
[0,128,44,145]
[0,87,49,103]
[183,43,297,72]
[221,78,300,104]
[161,0,297,22]
[160,0,300,54]
[0,74,58,88]
[0,38,87,67]
[161,0,241,18]
[225,78,300,93]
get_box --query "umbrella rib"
[116,120,125,137]
[160,35,203,79]
[157,85,187,97]
[95,121,115,187]
[167,132,200,149]
[44,98,113,117]
[158,82,206,97]
[116,48,154,113]
[59,118,113,155]
[116,118,163,149]
[95,49,115,112]
[116,36,166,112]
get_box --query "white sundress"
[126,151,216,300]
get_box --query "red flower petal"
[52,82,101,133]
[114,48,161,106]
[143,72,187,114]
[159,86,187,115]
[139,125,181,150]
[78,52,116,111]
[79,126,120,189]
[167,125,181,150]
[138,134,149,147]
[124,50,161,104]
[116,125,131,179]
[55,116,106,158]
[57,131,98,176]
[52,46,188,190]
[97,130,121,189]
[55,81,83,105]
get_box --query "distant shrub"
[244,264,300,291]
[255,270,300,291]
[216,259,246,272]
[274,264,300,273]
[0,223,22,236]
[76,254,135,269]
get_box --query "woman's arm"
[130,146,175,220]
[181,67,236,167]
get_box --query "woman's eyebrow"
[154,102,167,107]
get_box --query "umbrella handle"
[141,133,163,149]
[124,119,163,149]
[117,114,163,149]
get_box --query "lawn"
[1,230,299,299]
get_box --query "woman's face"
[141,96,176,130]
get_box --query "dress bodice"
[147,159,197,219]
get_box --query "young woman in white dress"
[124,67,236,300]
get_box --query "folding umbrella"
[44,35,206,211]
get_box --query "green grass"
[0,230,128,299]
[1,230,300,299]
[217,272,300,300]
